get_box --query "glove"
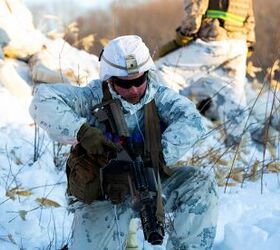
[175,28,194,46]
[77,123,119,155]
[247,45,254,58]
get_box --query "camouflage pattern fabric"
[29,70,218,249]
[69,167,218,250]
[181,76,249,145]
[157,38,248,86]
[179,0,255,45]
[29,70,206,166]
[156,39,250,145]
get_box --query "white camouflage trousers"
[69,167,219,250]
[156,39,252,145]
[156,38,248,89]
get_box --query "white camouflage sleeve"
[29,81,103,144]
[155,85,206,167]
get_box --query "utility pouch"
[66,143,106,204]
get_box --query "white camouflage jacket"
[29,70,206,166]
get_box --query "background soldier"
[157,0,257,147]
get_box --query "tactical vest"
[66,83,168,204]
[100,83,165,170]
[205,0,250,32]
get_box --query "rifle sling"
[143,100,160,170]
[144,99,166,223]
[102,81,112,101]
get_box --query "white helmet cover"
[99,35,156,81]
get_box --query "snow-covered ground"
[0,79,280,250]
[0,87,72,250]
[1,1,280,249]
[214,174,280,250]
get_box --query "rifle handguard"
[156,32,194,58]
[156,40,179,58]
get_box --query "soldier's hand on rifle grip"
[77,123,119,155]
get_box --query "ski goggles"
[112,71,148,89]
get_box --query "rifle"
[100,152,165,245]
[130,154,165,245]
[156,33,195,59]
[92,98,165,245]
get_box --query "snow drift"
[0,1,279,249]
